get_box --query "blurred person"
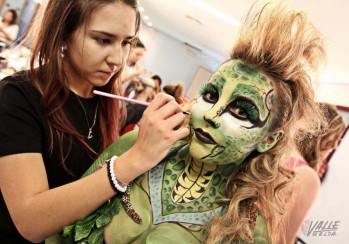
[163,81,184,103]
[122,37,148,95]
[151,74,162,93]
[0,9,19,48]
[121,77,157,135]
[127,74,162,98]
[296,103,346,181]
[128,76,157,102]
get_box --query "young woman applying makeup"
[0,1,189,242]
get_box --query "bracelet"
[106,156,128,193]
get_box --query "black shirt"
[0,71,101,243]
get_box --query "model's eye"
[229,107,248,120]
[199,83,219,103]
[229,99,259,122]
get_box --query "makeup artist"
[0,0,189,243]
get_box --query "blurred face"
[189,60,274,165]
[128,47,146,65]
[66,2,136,96]
[3,11,14,24]
[153,78,161,93]
[134,79,156,101]
[320,132,341,160]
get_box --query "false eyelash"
[235,100,259,121]
[199,83,216,96]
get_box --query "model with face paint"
[62,1,326,243]
[189,60,277,167]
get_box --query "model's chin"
[188,136,214,160]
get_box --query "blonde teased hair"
[206,1,326,243]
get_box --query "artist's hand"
[129,93,189,172]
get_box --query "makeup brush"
[93,90,191,115]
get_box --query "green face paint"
[189,59,274,165]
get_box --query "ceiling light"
[139,6,145,12]
[143,15,149,20]
[187,0,240,27]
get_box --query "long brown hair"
[20,0,140,172]
[206,1,326,243]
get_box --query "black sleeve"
[0,78,43,156]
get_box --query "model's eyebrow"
[211,73,226,90]
[90,30,135,40]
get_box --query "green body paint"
[61,59,273,244]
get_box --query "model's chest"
[104,161,225,244]
[147,155,225,225]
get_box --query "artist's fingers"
[164,111,187,129]
[174,126,190,141]
[145,93,176,114]
[166,112,190,141]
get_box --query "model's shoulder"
[292,166,321,204]
[294,165,320,187]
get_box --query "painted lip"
[194,128,216,145]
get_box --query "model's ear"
[257,130,284,153]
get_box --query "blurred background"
[135,0,349,107]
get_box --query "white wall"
[139,24,225,97]
[140,24,349,108]
[314,82,349,107]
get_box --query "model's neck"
[189,156,244,180]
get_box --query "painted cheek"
[190,99,211,125]
[220,114,260,151]
[208,137,249,165]
[220,114,248,137]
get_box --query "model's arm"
[0,93,189,243]
[277,166,320,243]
